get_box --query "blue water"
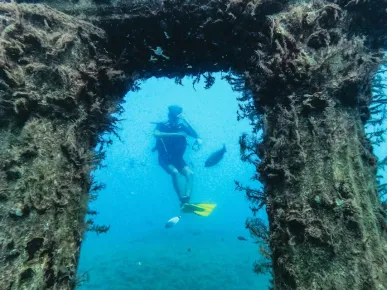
[77,74,270,289]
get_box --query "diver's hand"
[192,138,203,151]
[177,113,186,121]
[177,113,190,124]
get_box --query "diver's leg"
[180,166,194,204]
[168,165,185,201]
[159,154,185,203]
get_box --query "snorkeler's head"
[168,105,183,121]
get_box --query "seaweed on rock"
[0,2,128,289]
[0,0,386,289]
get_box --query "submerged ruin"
[0,0,386,289]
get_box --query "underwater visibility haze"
[77,75,270,289]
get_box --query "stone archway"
[0,0,386,289]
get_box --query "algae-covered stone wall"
[0,3,128,289]
[245,1,387,289]
[0,0,386,289]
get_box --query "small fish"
[187,248,191,252]
[165,216,181,228]
[237,236,248,241]
[205,144,226,167]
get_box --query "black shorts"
[156,135,187,173]
[158,153,187,174]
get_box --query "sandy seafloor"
[77,229,269,290]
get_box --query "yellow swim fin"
[181,203,217,217]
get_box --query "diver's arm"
[154,130,186,138]
[180,123,203,149]
[178,115,199,139]
[185,124,199,139]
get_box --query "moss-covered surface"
[0,3,128,289]
[0,0,386,289]
[244,1,387,289]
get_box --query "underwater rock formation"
[0,0,386,289]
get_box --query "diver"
[153,105,216,216]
